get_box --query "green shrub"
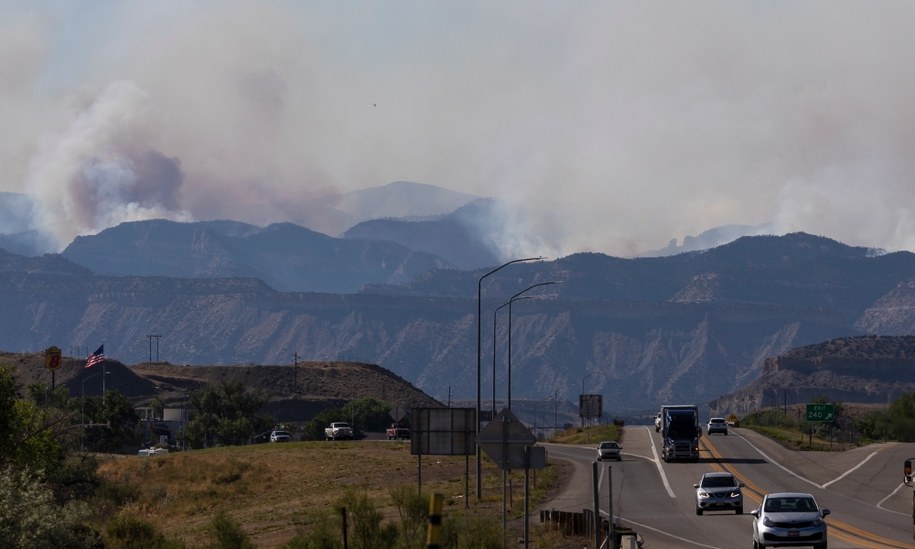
[106,514,183,548]
[208,511,255,549]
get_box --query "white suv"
[707,417,728,435]
[270,430,292,443]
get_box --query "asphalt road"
[540,426,915,549]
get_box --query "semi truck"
[659,404,701,462]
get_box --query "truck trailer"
[659,404,701,462]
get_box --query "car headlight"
[762,516,773,527]
[729,490,741,497]
[812,518,823,527]
[697,490,709,499]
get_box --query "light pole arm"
[475,256,543,500]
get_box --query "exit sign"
[806,403,835,423]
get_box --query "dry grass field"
[96,439,572,548]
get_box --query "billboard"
[579,394,602,420]
[411,407,476,456]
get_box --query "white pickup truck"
[324,421,354,440]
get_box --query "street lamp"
[475,257,543,499]
[493,297,532,417]
[507,281,560,410]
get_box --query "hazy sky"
[3,1,915,257]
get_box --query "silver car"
[750,492,829,549]
[694,471,743,515]
[596,440,622,461]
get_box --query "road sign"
[477,409,543,470]
[806,403,835,423]
[44,346,62,371]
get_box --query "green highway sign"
[806,403,835,423]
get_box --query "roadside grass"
[95,440,569,548]
[742,424,856,451]
[739,408,859,451]
[549,424,621,445]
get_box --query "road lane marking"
[645,426,676,498]
[703,434,915,549]
[611,515,723,549]
[822,450,879,488]
[877,482,910,516]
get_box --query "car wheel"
[617,456,622,461]
[814,543,826,549]
[695,507,702,515]
[736,506,743,515]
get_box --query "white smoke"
[4,2,915,256]
[24,81,191,248]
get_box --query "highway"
[541,426,915,548]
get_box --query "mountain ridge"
[3,231,915,416]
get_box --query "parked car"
[596,440,622,461]
[707,417,728,435]
[750,492,829,549]
[694,471,744,515]
[138,446,169,457]
[270,430,292,443]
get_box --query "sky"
[3,1,915,258]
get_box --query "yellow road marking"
[700,436,915,549]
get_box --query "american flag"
[85,345,105,369]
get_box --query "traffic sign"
[806,403,835,423]
[477,409,542,470]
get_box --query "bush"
[106,514,183,548]
[0,466,100,548]
[208,511,255,549]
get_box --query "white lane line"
[736,434,820,489]
[646,426,676,498]
[877,482,911,516]
[613,515,723,549]
[738,434,910,518]
[822,451,878,488]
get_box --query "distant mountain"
[5,232,915,419]
[344,198,502,270]
[0,181,483,258]
[61,219,455,293]
[712,335,915,414]
[308,181,481,236]
[643,224,776,257]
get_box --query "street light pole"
[507,281,560,410]
[475,257,543,500]
[493,298,531,417]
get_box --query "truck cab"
[659,405,701,462]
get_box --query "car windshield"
[710,419,724,423]
[701,475,736,488]
[764,497,817,513]
[274,431,289,436]
[600,442,618,449]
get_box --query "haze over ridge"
[3,2,914,258]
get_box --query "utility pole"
[293,352,299,394]
[146,334,162,362]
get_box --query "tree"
[182,381,271,448]
[0,366,67,472]
[888,392,915,441]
